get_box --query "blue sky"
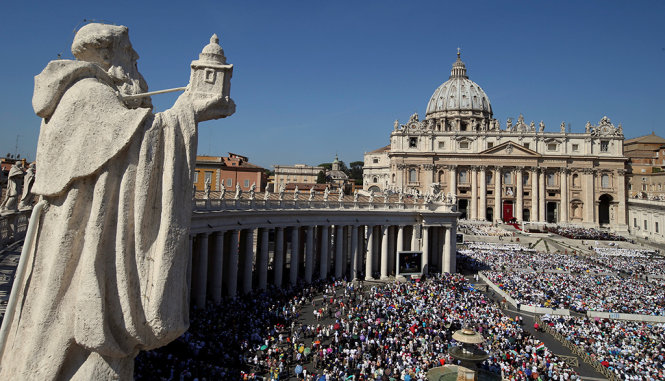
[1,1,664,169]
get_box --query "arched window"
[459,170,468,183]
[523,172,529,186]
[373,176,378,183]
[503,172,512,185]
[572,173,580,187]
[601,174,610,188]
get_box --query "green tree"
[318,163,332,171]
[316,170,327,184]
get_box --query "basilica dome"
[425,52,492,117]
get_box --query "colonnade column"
[350,225,359,280]
[443,227,451,273]
[365,225,374,280]
[494,167,501,223]
[560,168,569,223]
[421,226,429,273]
[539,169,546,222]
[470,166,478,220]
[209,231,225,304]
[532,168,539,222]
[396,225,404,253]
[479,166,487,221]
[449,224,457,273]
[226,229,239,297]
[617,169,627,225]
[290,227,299,285]
[449,165,457,198]
[516,167,523,222]
[335,225,344,279]
[274,227,284,287]
[243,229,255,294]
[194,233,209,308]
[583,169,595,223]
[305,226,314,283]
[380,225,390,279]
[319,225,329,279]
[257,228,269,290]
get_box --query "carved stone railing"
[193,198,457,213]
[0,210,31,249]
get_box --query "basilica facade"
[364,52,628,229]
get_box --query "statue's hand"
[175,90,236,123]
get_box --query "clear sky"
[1,1,664,169]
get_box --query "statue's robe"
[0,60,196,379]
[0,164,23,210]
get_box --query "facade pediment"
[479,141,541,157]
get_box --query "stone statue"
[278,183,285,200]
[398,191,404,203]
[617,123,623,135]
[506,118,513,131]
[0,161,24,214]
[263,188,270,201]
[204,178,211,200]
[249,182,256,200]
[529,121,535,131]
[18,163,36,210]
[353,189,359,202]
[338,189,344,202]
[323,186,330,202]
[234,183,242,200]
[560,122,566,133]
[368,190,374,203]
[219,185,226,199]
[293,185,300,201]
[585,121,591,133]
[409,112,419,123]
[393,119,399,131]
[451,192,457,204]
[383,192,388,203]
[0,23,235,379]
[308,186,315,201]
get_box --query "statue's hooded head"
[72,23,151,108]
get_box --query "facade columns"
[617,169,627,226]
[350,225,359,280]
[539,169,546,222]
[209,231,225,304]
[243,229,255,294]
[449,224,457,273]
[443,227,451,273]
[470,166,478,220]
[560,168,569,223]
[494,167,501,222]
[305,226,314,283]
[532,168,539,222]
[335,225,344,279]
[449,165,457,197]
[226,229,239,297]
[584,169,595,223]
[397,225,405,253]
[194,233,209,308]
[290,227,300,285]
[411,225,419,251]
[421,226,429,273]
[380,225,390,279]
[479,166,487,221]
[274,227,284,287]
[319,225,329,279]
[365,225,374,280]
[516,167,523,222]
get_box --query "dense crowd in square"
[546,226,626,241]
[592,247,665,276]
[459,223,513,237]
[135,275,580,380]
[542,315,665,380]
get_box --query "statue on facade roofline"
[394,119,399,131]
[293,185,300,201]
[204,177,211,199]
[323,186,330,201]
[18,163,36,210]
[249,182,256,200]
[0,161,24,214]
[308,186,315,201]
[278,183,285,200]
[353,189,359,202]
[0,23,235,379]
[235,183,242,199]
[219,185,226,199]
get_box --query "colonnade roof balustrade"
[190,192,460,234]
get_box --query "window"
[601,174,609,188]
[523,143,530,150]
[523,173,529,185]
[244,179,250,187]
[487,142,494,148]
[486,173,492,185]
[572,174,580,187]
[205,172,212,184]
[503,172,512,185]
[459,141,469,149]
[547,143,558,151]
[438,141,445,149]
[372,158,379,164]
[642,184,647,191]
[656,222,659,233]
[547,172,555,187]
[628,183,632,190]
[408,169,417,183]
[373,176,378,183]
[644,220,648,230]
[572,144,579,152]
[226,178,232,187]
[459,170,468,183]
[409,138,417,148]
[600,141,609,152]
[194,171,199,183]
[634,218,638,228]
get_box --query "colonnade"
[188,221,457,308]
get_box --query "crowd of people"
[542,315,665,380]
[484,271,665,315]
[592,247,665,276]
[135,275,581,380]
[546,226,626,241]
[459,223,513,237]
